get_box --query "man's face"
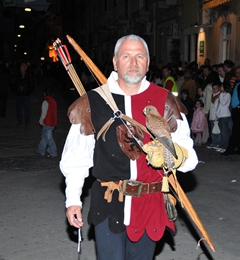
[112,39,149,85]
[181,93,187,100]
[184,71,191,80]
[217,67,225,78]
[20,63,28,74]
[203,68,210,77]
[223,65,230,73]
[204,59,210,66]
[212,85,219,94]
[197,88,203,96]
[236,68,240,81]
[162,68,170,79]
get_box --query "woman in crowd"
[215,83,232,153]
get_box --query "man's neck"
[117,79,141,96]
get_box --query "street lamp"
[194,22,198,27]
[24,7,31,12]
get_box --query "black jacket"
[11,72,34,96]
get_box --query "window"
[227,23,231,35]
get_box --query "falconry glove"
[142,140,189,169]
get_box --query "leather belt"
[98,179,162,197]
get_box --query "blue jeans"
[16,95,30,125]
[210,120,221,146]
[95,218,156,260]
[37,125,57,156]
[218,117,232,149]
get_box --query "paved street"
[0,76,239,260]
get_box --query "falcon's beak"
[143,106,150,115]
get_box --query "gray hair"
[114,34,150,60]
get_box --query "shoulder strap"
[94,84,119,113]
[93,84,151,141]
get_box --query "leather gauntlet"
[142,140,189,169]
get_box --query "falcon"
[143,105,177,170]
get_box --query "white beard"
[124,73,143,85]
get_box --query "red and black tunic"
[85,83,176,242]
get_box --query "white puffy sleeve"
[59,124,95,208]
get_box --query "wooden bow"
[58,35,215,253]
[66,35,106,86]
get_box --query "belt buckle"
[122,180,143,197]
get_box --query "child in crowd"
[191,100,205,145]
[34,86,58,157]
[207,82,221,149]
[196,86,205,105]
[195,86,209,144]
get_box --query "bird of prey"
[143,105,177,170]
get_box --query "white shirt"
[216,92,231,118]
[39,100,48,125]
[209,92,220,121]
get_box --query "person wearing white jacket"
[216,83,232,152]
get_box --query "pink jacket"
[191,107,205,133]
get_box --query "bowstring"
[82,59,101,87]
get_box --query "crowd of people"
[1,53,240,158]
[146,58,240,156]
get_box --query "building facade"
[63,0,239,67]
[2,0,239,67]
[181,0,240,66]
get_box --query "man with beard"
[60,35,198,260]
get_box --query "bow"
[56,35,215,253]
[66,35,107,86]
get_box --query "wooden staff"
[65,35,215,253]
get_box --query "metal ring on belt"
[98,179,162,197]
